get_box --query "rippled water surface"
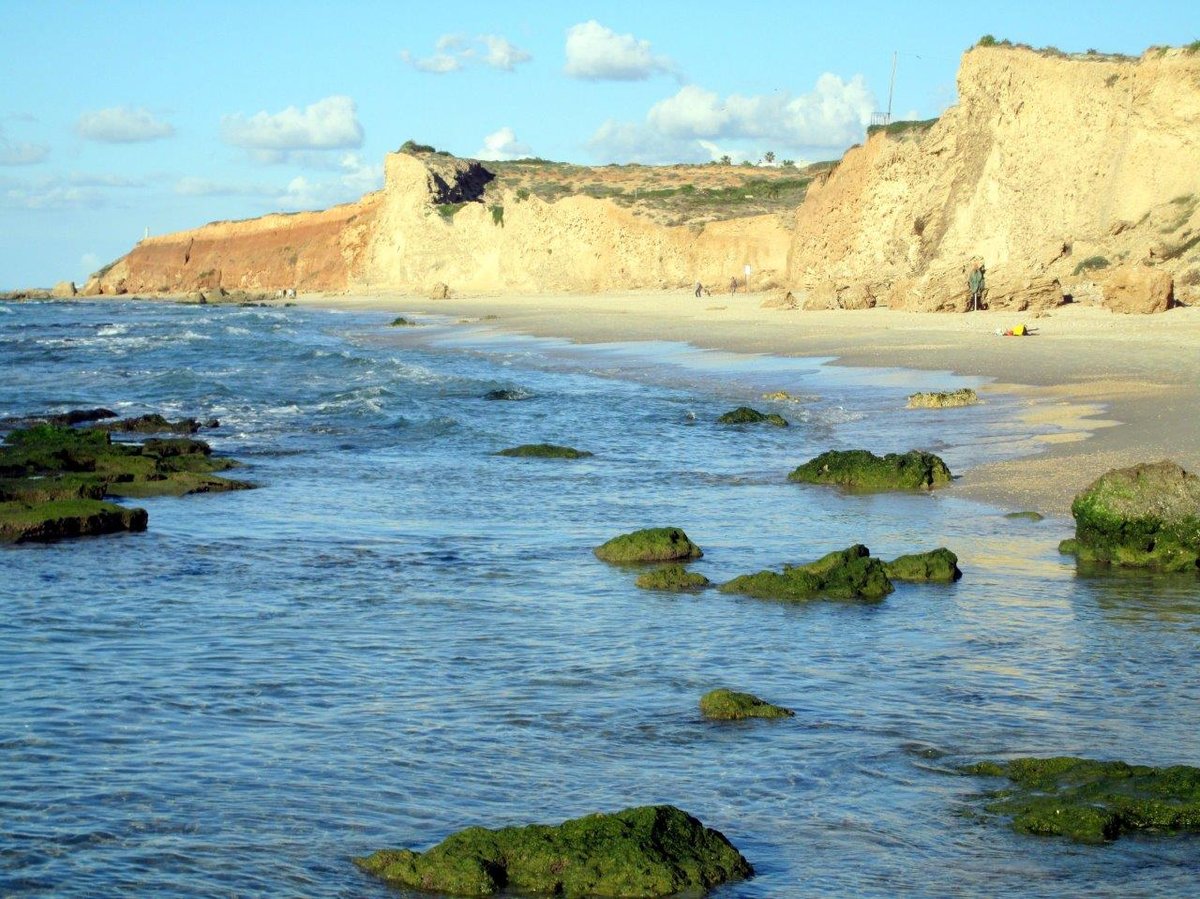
[2,300,1198,897]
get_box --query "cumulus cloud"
[564,21,676,81]
[76,106,175,143]
[0,127,49,165]
[475,127,532,161]
[588,74,875,164]
[277,153,384,210]
[221,96,364,159]
[0,171,148,209]
[402,33,531,74]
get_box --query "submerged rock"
[884,548,962,582]
[354,804,752,897]
[906,388,979,409]
[97,413,212,435]
[717,406,788,427]
[700,689,793,720]
[483,388,531,401]
[389,316,418,326]
[497,443,593,459]
[720,544,893,602]
[1067,460,1200,571]
[635,565,710,591]
[1005,510,1044,522]
[964,756,1200,843]
[0,498,147,542]
[0,407,116,429]
[788,449,952,491]
[594,527,703,564]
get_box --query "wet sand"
[304,289,1200,515]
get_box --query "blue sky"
[1,0,1195,287]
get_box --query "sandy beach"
[298,289,1200,516]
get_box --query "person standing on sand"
[729,277,738,295]
[968,262,985,311]
[695,281,703,298]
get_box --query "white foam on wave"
[97,324,127,337]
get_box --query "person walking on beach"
[729,276,738,295]
[968,262,985,311]
[695,281,703,298]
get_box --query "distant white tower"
[143,226,149,240]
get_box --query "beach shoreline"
[291,289,1200,516]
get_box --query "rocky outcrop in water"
[720,544,893,602]
[906,389,978,409]
[884,548,962,582]
[354,804,753,897]
[717,407,788,427]
[635,565,710,591]
[788,450,952,491]
[964,756,1200,843]
[497,444,593,459]
[1061,460,1200,571]
[594,527,703,564]
[699,689,793,721]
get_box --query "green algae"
[1067,460,1200,571]
[964,756,1200,843]
[635,564,710,591]
[497,443,594,459]
[906,388,979,409]
[884,548,962,582]
[1005,510,1045,521]
[96,413,209,434]
[720,544,893,602]
[389,316,418,326]
[0,474,107,503]
[788,449,952,491]
[0,498,147,542]
[717,406,788,427]
[699,688,794,720]
[354,804,752,897]
[594,527,703,564]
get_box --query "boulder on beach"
[1064,460,1200,571]
[788,449,952,491]
[717,407,788,427]
[1101,265,1175,314]
[700,689,793,721]
[906,388,979,409]
[594,527,703,564]
[51,280,77,298]
[720,544,893,602]
[635,564,710,591]
[884,548,962,582]
[964,756,1200,844]
[354,804,753,897]
[429,282,451,299]
[497,443,593,459]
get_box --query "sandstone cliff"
[90,44,1200,309]
[787,45,1200,311]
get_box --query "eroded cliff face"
[786,45,1200,310]
[91,45,1199,306]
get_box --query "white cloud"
[475,127,532,161]
[0,127,49,165]
[221,96,364,156]
[0,171,148,209]
[402,33,531,74]
[175,176,276,198]
[277,153,384,210]
[76,106,175,143]
[564,21,676,81]
[80,252,101,274]
[588,74,874,164]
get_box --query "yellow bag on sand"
[1012,324,1026,336]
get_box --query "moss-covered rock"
[788,449,953,491]
[635,565,710,591]
[354,804,752,897]
[717,406,788,427]
[497,443,593,459]
[97,413,216,435]
[1005,510,1044,521]
[594,527,703,564]
[906,388,979,409]
[963,756,1200,843]
[0,474,108,503]
[389,316,418,326]
[1067,460,1200,571]
[1058,538,1079,555]
[0,498,147,542]
[483,388,530,401]
[884,548,962,582]
[699,689,793,720]
[720,544,893,602]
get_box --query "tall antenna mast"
[886,50,898,124]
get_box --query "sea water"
[1,300,1197,897]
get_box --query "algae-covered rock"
[0,498,147,542]
[635,565,710,591]
[354,804,752,897]
[497,443,593,459]
[1067,460,1200,571]
[594,527,703,564]
[483,388,530,401]
[717,406,788,427]
[788,449,952,491]
[720,544,893,602]
[884,548,962,582]
[1005,510,1044,522]
[700,689,794,720]
[389,316,418,326]
[97,413,212,435]
[906,388,979,409]
[963,756,1200,843]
